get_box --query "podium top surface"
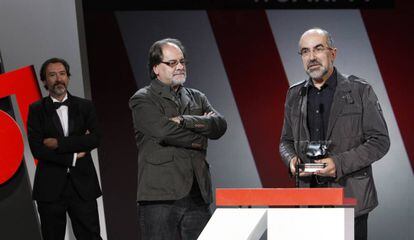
[216,188,356,207]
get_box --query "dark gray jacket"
[129,80,227,203]
[280,70,390,216]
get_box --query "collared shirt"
[307,69,337,141]
[51,94,77,167]
[154,79,184,112]
[51,95,69,136]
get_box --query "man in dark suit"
[27,58,102,240]
[279,28,390,240]
[129,38,227,240]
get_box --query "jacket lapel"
[67,94,77,136]
[326,72,351,139]
[152,80,177,104]
[300,83,311,141]
[44,97,65,137]
[179,88,191,114]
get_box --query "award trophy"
[295,141,330,187]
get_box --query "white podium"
[198,188,356,240]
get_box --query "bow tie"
[54,100,69,109]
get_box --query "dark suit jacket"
[129,80,227,203]
[27,93,102,202]
[280,69,390,217]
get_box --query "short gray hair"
[299,27,335,49]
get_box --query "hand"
[169,116,182,125]
[76,152,86,159]
[289,156,312,177]
[315,157,336,177]
[43,138,58,150]
[204,111,216,117]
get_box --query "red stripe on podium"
[216,188,355,206]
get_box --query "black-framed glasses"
[298,44,333,57]
[160,59,188,68]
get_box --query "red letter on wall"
[0,66,41,184]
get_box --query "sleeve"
[56,102,100,153]
[181,93,227,140]
[72,153,77,166]
[279,88,298,167]
[129,93,207,150]
[331,84,390,179]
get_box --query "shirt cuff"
[72,153,77,167]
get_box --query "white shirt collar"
[50,93,68,103]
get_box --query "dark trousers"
[37,176,102,240]
[138,195,211,240]
[355,213,368,240]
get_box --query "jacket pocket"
[189,107,203,115]
[353,170,369,180]
[146,149,174,165]
[338,106,362,117]
[346,171,377,214]
[333,114,363,139]
[163,106,179,118]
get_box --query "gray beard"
[172,77,186,87]
[306,66,328,80]
[51,84,67,97]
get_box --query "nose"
[56,74,63,81]
[308,50,317,60]
[176,61,185,70]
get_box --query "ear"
[153,65,159,76]
[41,80,48,90]
[331,47,337,60]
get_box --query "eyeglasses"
[160,59,188,68]
[298,44,333,57]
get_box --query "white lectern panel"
[267,208,354,240]
[198,209,267,240]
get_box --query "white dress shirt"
[51,94,77,167]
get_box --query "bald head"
[299,28,334,50]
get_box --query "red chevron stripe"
[361,0,414,171]
[208,10,293,187]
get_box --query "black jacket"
[129,80,227,203]
[27,94,102,201]
[280,70,390,216]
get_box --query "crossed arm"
[170,95,227,140]
[27,103,100,167]
[129,94,226,150]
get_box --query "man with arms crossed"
[28,58,102,240]
[129,38,227,240]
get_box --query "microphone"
[299,80,310,96]
[300,87,306,96]
[295,80,309,188]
